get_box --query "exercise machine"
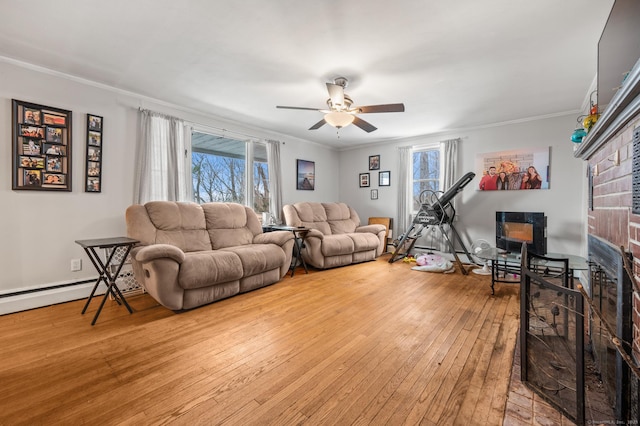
[389,171,475,274]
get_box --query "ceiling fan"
[276,77,405,133]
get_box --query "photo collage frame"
[85,114,103,192]
[12,100,72,191]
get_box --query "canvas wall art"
[476,147,550,191]
[296,159,315,190]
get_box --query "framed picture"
[379,171,390,186]
[476,147,550,191]
[43,111,66,126]
[23,107,42,125]
[88,115,102,131]
[85,114,104,192]
[369,154,380,170]
[88,147,101,161]
[22,139,41,155]
[46,127,63,143]
[12,99,71,191]
[371,189,378,200]
[296,159,315,190]
[23,169,41,187]
[19,156,45,169]
[43,173,66,185]
[46,156,63,172]
[43,143,66,156]
[359,173,370,188]
[20,124,45,139]
[88,130,101,146]
[87,177,100,192]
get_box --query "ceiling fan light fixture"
[324,111,354,129]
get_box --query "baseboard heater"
[0,278,96,299]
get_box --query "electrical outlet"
[70,259,82,272]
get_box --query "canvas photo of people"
[477,147,549,191]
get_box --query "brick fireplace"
[575,58,640,422]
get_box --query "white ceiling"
[0,1,614,148]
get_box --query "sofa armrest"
[305,229,325,240]
[253,230,294,246]
[134,244,186,264]
[356,224,386,234]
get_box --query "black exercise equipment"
[389,171,475,274]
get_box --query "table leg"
[81,274,107,314]
[83,244,135,325]
[298,236,308,274]
[491,260,496,295]
[291,237,302,277]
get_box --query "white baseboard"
[0,284,106,316]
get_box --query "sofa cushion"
[178,251,243,290]
[323,202,351,220]
[291,202,331,234]
[222,244,286,277]
[321,234,355,256]
[349,233,381,252]
[202,203,259,249]
[145,201,211,252]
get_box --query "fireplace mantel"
[574,57,640,160]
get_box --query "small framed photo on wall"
[371,189,378,200]
[359,173,370,187]
[369,155,380,170]
[379,171,390,186]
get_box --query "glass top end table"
[475,247,588,295]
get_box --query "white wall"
[338,116,587,256]
[0,59,338,313]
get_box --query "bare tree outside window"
[412,149,440,211]
[191,131,270,212]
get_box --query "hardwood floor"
[0,255,520,425]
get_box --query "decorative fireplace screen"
[520,247,585,424]
[587,235,635,421]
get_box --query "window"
[411,148,440,212]
[191,130,270,213]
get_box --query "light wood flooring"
[0,255,520,425]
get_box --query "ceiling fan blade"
[276,106,322,111]
[352,116,377,133]
[356,103,405,114]
[326,83,345,108]
[309,119,326,130]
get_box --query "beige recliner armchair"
[282,202,386,269]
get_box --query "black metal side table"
[263,225,310,277]
[75,237,139,325]
[289,227,310,277]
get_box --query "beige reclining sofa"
[282,202,386,269]
[126,201,294,311]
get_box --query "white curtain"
[396,145,412,239]
[266,140,283,224]
[441,138,459,196]
[437,138,460,252]
[134,110,189,204]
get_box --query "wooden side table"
[75,237,139,325]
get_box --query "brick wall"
[589,116,640,359]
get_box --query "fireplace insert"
[496,211,546,255]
